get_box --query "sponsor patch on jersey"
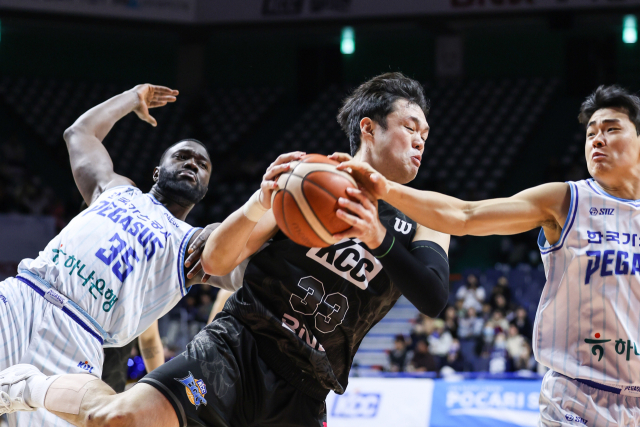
[44,288,68,309]
[77,360,94,374]
[306,238,382,289]
[622,385,640,397]
[565,413,588,425]
[175,372,208,409]
[589,207,614,216]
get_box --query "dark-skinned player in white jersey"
[2,72,450,427]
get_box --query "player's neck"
[148,186,193,221]
[595,173,640,201]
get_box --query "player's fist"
[131,84,179,127]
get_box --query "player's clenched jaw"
[337,72,430,185]
[579,85,640,191]
[584,108,640,181]
[365,100,428,185]
[153,140,211,206]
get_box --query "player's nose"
[592,131,606,147]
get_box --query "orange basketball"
[272,154,357,248]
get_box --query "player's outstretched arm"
[335,156,571,241]
[201,152,305,276]
[64,84,178,205]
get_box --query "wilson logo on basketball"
[306,238,382,289]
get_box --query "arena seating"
[0,76,559,225]
[353,263,546,373]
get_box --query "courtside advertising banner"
[326,378,435,427]
[429,379,543,427]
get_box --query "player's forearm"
[65,90,138,143]
[201,208,258,276]
[138,322,164,372]
[385,183,471,236]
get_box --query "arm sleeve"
[370,231,450,318]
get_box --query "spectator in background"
[488,310,510,334]
[489,332,509,373]
[443,306,459,339]
[489,276,512,310]
[409,339,437,372]
[428,319,452,366]
[389,335,409,372]
[481,302,493,322]
[513,306,533,340]
[492,294,509,316]
[456,274,485,311]
[458,307,483,340]
[441,339,464,372]
[505,323,525,362]
[513,341,537,372]
[410,313,434,349]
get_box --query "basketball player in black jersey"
[2,73,450,427]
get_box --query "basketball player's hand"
[259,151,306,209]
[333,187,387,249]
[185,223,221,281]
[331,153,390,200]
[131,84,179,127]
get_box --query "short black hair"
[159,139,209,164]
[578,85,640,135]
[337,72,429,156]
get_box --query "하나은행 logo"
[175,372,208,409]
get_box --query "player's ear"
[153,167,160,182]
[360,117,375,143]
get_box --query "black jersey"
[224,200,417,400]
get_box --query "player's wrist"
[365,224,388,251]
[243,189,269,222]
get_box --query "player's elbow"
[63,126,77,144]
[201,252,233,277]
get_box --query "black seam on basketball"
[280,165,298,239]
[300,173,348,244]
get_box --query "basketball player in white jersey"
[0,84,244,426]
[334,84,640,425]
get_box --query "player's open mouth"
[179,170,197,182]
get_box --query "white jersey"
[535,179,640,391]
[18,185,199,347]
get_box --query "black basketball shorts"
[138,312,327,427]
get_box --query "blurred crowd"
[0,137,72,230]
[388,274,547,375]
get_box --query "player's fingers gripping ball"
[272,154,357,248]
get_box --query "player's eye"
[405,126,414,132]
